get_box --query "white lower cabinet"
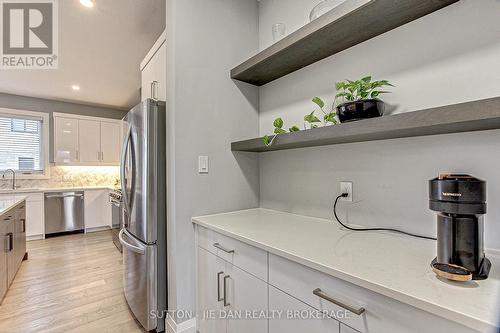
[197,247,268,333]
[0,193,44,240]
[269,286,340,333]
[225,262,268,333]
[198,247,227,333]
[84,189,111,231]
[196,226,479,333]
[269,254,476,333]
[24,193,43,238]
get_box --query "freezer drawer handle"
[213,243,234,254]
[313,288,365,315]
[45,194,84,199]
[223,275,231,307]
[217,272,224,302]
[118,229,145,255]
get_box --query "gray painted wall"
[258,0,500,250]
[166,0,260,319]
[0,92,127,161]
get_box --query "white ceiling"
[0,0,166,110]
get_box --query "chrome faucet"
[1,169,18,190]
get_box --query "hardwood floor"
[0,231,145,333]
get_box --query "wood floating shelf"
[231,97,500,152]
[231,0,460,86]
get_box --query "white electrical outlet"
[340,181,353,202]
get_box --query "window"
[18,157,35,170]
[0,109,50,178]
[11,119,40,133]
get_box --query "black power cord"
[333,193,437,241]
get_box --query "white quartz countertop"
[192,208,500,333]
[0,196,27,216]
[0,186,114,194]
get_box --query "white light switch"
[198,156,209,174]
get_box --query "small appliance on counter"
[429,174,491,282]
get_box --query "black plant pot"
[336,99,385,123]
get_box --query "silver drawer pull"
[217,272,224,302]
[223,275,231,307]
[213,243,234,254]
[313,288,365,315]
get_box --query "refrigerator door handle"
[120,124,132,213]
[119,229,145,255]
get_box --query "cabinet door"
[78,120,101,164]
[54,117,79,164]
[225,263,268,333]
[269,286,340,333]
[340,324,359,333]
[13,205,26,268]
[25,199,43,238]
[197,247,227,333]
[6,220,15,286]
[100,121,121,164]
[84,190,111,230]
[141,42,166,101]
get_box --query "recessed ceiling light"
[71,85,80,91]
[80,0,94,8]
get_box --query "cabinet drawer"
[197,226,267,281]
[269,286,340,333]
[269,254,474,333]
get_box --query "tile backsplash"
[0,165,120,190]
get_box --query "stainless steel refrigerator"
[119,99,166,332]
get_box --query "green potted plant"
[335,76,393,123]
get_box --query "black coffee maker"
[429,174,491,281]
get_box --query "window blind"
[0,115,44,173]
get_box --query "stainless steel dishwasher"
[44,191,84,236]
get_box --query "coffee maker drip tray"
[431,259,472,282]
[431,257,491,282]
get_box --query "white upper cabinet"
[54,117,79,164]
[100,121,121,164]
[53,113,122,166]
[78,119,101,164]
[141,30,166,102]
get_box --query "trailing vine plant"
[262,96,337,146]
[262,76,393,146]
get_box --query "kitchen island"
[0,196,27,304]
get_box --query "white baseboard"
[166,317,196,333]
[85,226,111,233]
[486,247,500,257]
[27,234,44,241]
